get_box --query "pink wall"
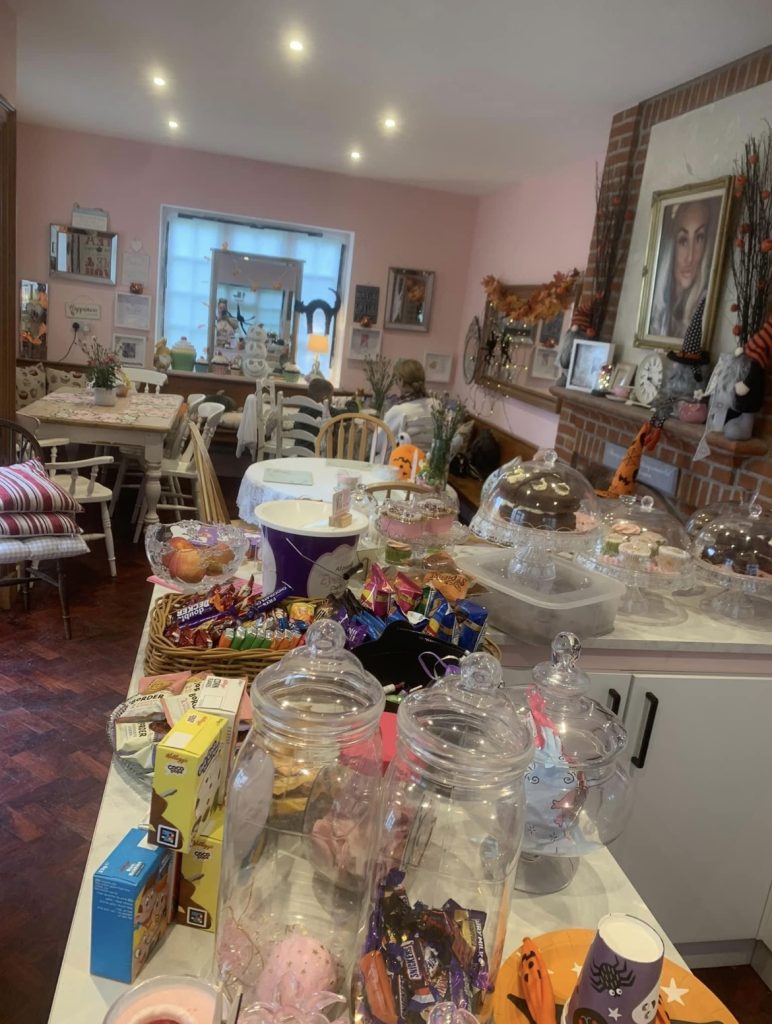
[0,0,16,106]
[453,155,600,448]
[16,123,477,389]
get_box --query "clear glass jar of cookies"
[217,620,385,1019]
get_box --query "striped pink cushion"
[0,511,82,537]
[0,459,81,514]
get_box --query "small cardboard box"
[162,674,246,798]
[91,828,175,983]
[176,805,225,932]
[150,710,226,853]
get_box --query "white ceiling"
[10,0,772,195]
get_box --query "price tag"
[329,486,353,527]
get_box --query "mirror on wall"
[49,224,118,284]
[208,250,303,362]
[384,267,434,332]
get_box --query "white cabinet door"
[502,667,632,716]
[612,673,772,945]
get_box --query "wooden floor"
[0,496,770,1023]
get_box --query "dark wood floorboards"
[0,487,770,1023]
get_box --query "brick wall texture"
[565,46,772,511]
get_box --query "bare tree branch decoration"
[730,126,772,345]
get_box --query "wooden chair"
[0,418,88,638]
[364,480,433,501]
[261,391,325,459]
[46,449,117,577]
[132,402,226,541]
[123,367,168,393]
[315,413,395,463]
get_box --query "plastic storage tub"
[455,545,625,642]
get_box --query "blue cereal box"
[90,827,175,983]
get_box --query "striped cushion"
[0,511,82,537]
[0,459,82,514]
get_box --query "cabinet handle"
[607,688,621,715]
[631,691,659,769]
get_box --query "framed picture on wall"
[635,176,732,352]
[113,332,146,368]
[353,284,380,324]
[384,267,434,332]
[566,338,615,392]
[424,352,453,383]
[114,291,151,331]
[19,280,48,360]
[528,345,559,383]
[348,326,382,360]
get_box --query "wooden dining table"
[21,387,184,534]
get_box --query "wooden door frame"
[0,95,16,423]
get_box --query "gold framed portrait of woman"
[635,176,732,352]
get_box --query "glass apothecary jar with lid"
[217,620,385,1021]
[354,652,534,1024]
[517,632,632,894]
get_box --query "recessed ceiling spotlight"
[168,119,179,130]
[350,150,362,162]
[152,75,166,87]
[289,39,304,52]
[383,117,397,130]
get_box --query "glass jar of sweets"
[354,652,534,1024]
[217,620,385,1020]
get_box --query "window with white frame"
[159,207,349,374]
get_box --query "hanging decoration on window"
[295,289,342,334]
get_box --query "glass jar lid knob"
[305,619,345,656]
[458,651,502,693]
[551,631,582,669]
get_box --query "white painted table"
[237,457,398,523]
[22,389,184,535]
[47,581,684,1023]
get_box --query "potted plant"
[80,337,121,405]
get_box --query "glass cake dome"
[692,502,772,620]
[578,494,693,618]
[470,450,601,588]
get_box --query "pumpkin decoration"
[389,443,425,480]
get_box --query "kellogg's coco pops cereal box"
[149,711,225,853]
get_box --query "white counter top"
[48,586,684,1023]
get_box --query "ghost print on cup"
[563,914,664,1024]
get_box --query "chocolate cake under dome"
[692,503,772,620]
[471,449,600,547]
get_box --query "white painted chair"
[46,448,118,577]
[260,391,325,459]
[123,367,168,393]
[132,402,226,541]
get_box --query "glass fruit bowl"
[145,520,249,592]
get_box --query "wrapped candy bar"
[426,600,456,644]
[424,572,470,603]
[453,600,488,654]
[361,564,394,618]
[393,572,423,614]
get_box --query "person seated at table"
[383,359,434,453]
[294,378,358,451]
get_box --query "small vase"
[93,387,117,407]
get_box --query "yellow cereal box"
[176,806,225,932]
[150,711,225,853]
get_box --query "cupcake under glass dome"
[577,494,693,618]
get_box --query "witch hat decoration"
[668,295,710,365]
